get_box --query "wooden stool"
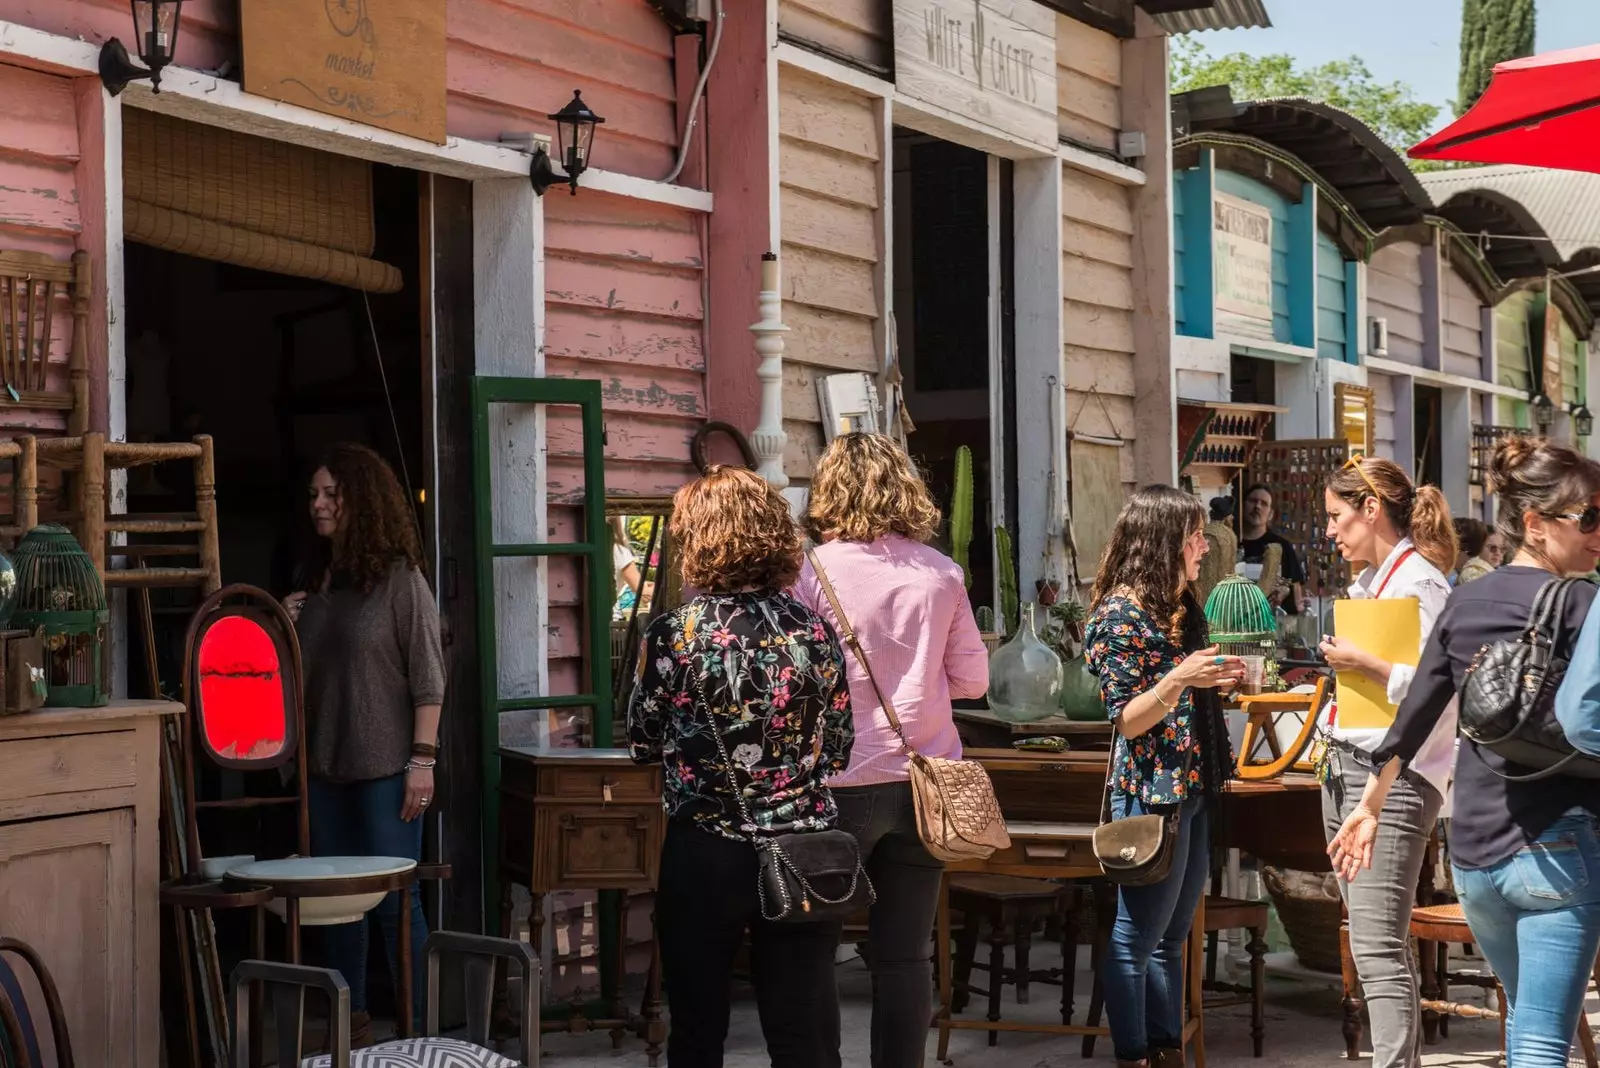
[948,874,1075,1044]
[1410,902,1599,1065]
[1201,895,1268,1056]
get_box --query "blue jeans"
[1101,792,1211,1062]
[308,774,429,1019]
[1454,811,1600,1067]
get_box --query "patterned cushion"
[301,1036,518,1068]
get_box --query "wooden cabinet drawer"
[539,764,661,804]
[0,730,137,808]
[530,804,662,892]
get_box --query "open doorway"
[893,129,1015,613]
[1414,383,1442,487]
[122,163,425,691]
[122,160,426,1030]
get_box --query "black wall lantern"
[530,91,605,196]
[1532,391,1556,431]
[1574,403,1594,438]
[100,0,184,96]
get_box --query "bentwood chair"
[232,932,539,1068]
[0,938,72,1068]
[178,585,432,1039]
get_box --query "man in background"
[1239,482,1306,615]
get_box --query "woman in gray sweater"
[285,442,445,1042]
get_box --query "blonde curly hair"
[805,433,940,544]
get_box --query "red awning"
[1410,43,1600,173]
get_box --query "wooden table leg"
[287,900,302,963]
[936,871,954,1065]
[1338,911,1363,1060]
[641,907,665,1067]
[250,906,266,1068]
[399,885,414,1040]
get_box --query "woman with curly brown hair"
[285,442,444,1042]
[629,465,854,1068]
[1083,486,1242,1068]
[792,432,986,1068]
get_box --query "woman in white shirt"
[1316,456,1458,1068]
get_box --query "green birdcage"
[11,525,108,708]
[1203,574,1277,657]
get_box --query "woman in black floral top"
[628,465,852,1068]
[1084,486,1241,1068]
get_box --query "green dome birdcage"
[12,525,108,708]
[1203,574,1277,657]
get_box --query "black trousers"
[657,820,844,1068]
[833,781,944,1068]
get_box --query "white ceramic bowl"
[200,854,255,882]
[226,856,417,927]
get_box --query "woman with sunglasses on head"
[1314,456,1457,1068]
[1330,438,1600,1067]
[1085,486,1243,1068]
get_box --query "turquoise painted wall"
[1173,153,1356,360]
[1316,231,1348,362]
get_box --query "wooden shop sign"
[241,0,447,144]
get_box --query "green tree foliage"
[1171,38,1441,159]
[1457,0,1535,115]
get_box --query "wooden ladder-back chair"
[0,250,90,437]
[1233,677,1330,781]
[29,432,220,594]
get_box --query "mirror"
[1334,383,1375,456]
[607,497,680,741]
[195,611,292,764]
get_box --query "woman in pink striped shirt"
[794,433,989,1068]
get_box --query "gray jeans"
[1321,743,1443,1068]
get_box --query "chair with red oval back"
[173,584,437,1048]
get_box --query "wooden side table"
[498,746,665,1063]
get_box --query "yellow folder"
[1332,598,1422,730]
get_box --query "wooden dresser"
[0,699,180,1068]
[498,746,666,1062]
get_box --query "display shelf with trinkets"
[1177,400,1286,487]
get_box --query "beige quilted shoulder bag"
[806,548,1011,862]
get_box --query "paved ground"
[532,943,1579,1067]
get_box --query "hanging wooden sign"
[241,0,447,144]
[892,0,1057,151]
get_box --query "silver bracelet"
[406,758,437,771]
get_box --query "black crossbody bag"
[694,670,874,922]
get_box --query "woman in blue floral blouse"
[628,465,853,1068]
[1085,485,1243,1068]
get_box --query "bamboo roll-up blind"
[125,201,403,294]
[122,109,403,292]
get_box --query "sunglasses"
[1551,506,1600,534]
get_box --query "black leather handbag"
[1459,576,1600,781]
[698,676,875,923]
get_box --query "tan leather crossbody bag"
[807,548,1010,862]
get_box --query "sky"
[1197,0,1599,134]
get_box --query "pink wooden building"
[0,0,1274,1051]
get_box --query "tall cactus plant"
[949,445,973,589]
[995,524,1019,636]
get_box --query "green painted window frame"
[471,375,612,921]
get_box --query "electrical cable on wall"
[660,0,725,186]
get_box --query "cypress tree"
[1458,0,1536,115]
